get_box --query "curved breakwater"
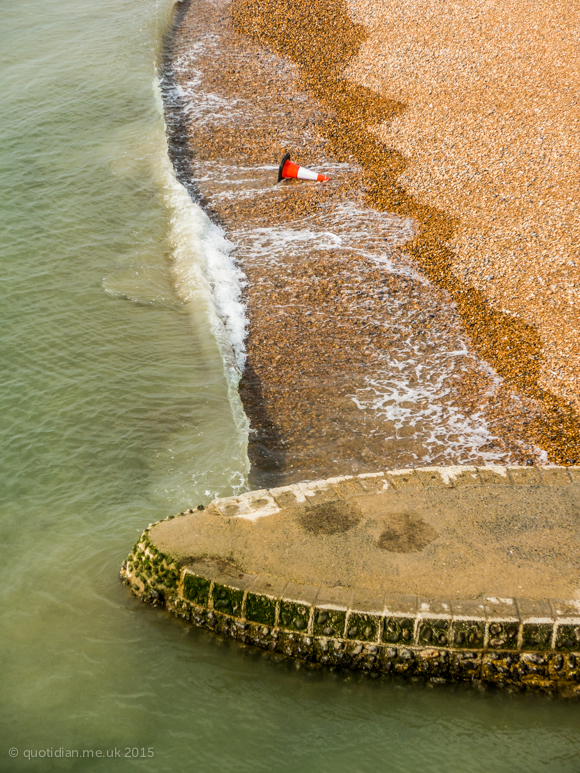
[122,465,580,697]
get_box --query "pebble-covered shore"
[346,0,580,414]
[163,0,577,487]
[230,0,580,464]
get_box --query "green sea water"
[0,0,579,770]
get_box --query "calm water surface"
[0,0,579,770]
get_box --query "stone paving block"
[235,490,281,519]
[384,594,418,617]
[476,465,510,485]
[416,466,480,488]
[270,485,307,508]
[214,570,257,592]
[484,596,519,618]
[517,598,554,619]
[283,582,319,605]
[451,598,486,618]
[351,588,385,615]
[507,466,540,485]
[249,574,287,599]
[448,467,481,487]
[384,469,423,491]
[298,481,339,505]
[418,598,452,617]
[184,558,237,583]
[179,562,212,587]
[538,467,572,486]
[551,599,580,619]
[210,490,277,518]
[326,476,365,499]
[415,468,453,488]
[315,585,353,607]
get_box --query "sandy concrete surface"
[346,0,580,410]
[151,466,580,600]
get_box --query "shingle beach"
[165,0,580,482]
[345,0,580,440]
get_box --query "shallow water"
[0,0,579,770]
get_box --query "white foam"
[152,79,248,377]
[168,42,243,124]
[232,226,344,265]
[228,202,421,279]
[161,159,247,374]
[145,80,251,500]
[352,346,506,465]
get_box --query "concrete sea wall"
[120,466,580,695]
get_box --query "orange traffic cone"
[277,153,329,183]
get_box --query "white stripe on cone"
[296,166,320,181]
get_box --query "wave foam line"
[152,77,250,471]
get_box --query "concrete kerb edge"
[204,465,578,519]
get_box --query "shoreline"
[231,0,580,465]
[161,0,578,487]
